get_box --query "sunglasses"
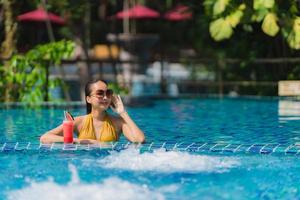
[90,89,113,98]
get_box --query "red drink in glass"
[63,120,74,143]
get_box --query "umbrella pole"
[40,0,71,102]
[41,0,55,42]
[123,0,130,34]
[45,61,49,101]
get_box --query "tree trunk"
[0,0,17,59]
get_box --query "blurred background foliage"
[3,0,298,58]
[0,40,74,104]
[0,0,300,101]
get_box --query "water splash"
[7,165,165,200]
[98,148,240,173]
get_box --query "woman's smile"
[98,100,110,106]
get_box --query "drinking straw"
[64,110,67,121]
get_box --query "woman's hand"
[74,138,99,144]
[111,95,126,115]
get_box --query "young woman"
[40,79,145,144]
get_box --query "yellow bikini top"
[78,113,118,142]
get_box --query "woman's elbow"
[40,135,46,143]
[40,134,50,144]
[136,135,145,143]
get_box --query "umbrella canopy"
[114,4,160,19]
[164,5,192,21]
[17,8,65,24]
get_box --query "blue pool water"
[1,97,300,199]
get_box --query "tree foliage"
[0,40,74,104]
[204,0,300,49]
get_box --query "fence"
[2,56,300,101]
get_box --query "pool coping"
[0,141,299,156]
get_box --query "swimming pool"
[1,97,300,199]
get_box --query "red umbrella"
[17,8,65,25]
[164,5,192,21]
[114,4,160,19]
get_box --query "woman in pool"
[40,79,145,144]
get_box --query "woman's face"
[86,81,113,110]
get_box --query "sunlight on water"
[278,100,300,122]
[97,148,240,173]
[7,165,166,200]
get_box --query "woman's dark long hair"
[85,79,108,114]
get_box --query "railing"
[2,56,300,101]
[58,57,298,98]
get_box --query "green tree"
[0,40,74,104]
[204,0,300,49]
[0,0,17,58]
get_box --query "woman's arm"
[40,124,64,144]
[40,116,83,144]
[111,95,145,143]
[74,139,99,144]
[119,112,145,143]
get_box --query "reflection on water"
[278,100,300,122]
[278,100,300,144]
[278,100,300,123]
[278,100,300,116]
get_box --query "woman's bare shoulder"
[74,115,89,132]
[74,115,87,120]
[74,115,88,124]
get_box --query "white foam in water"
[7,150,239,200]
[7,165,165,200]
[98,148,240,173]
